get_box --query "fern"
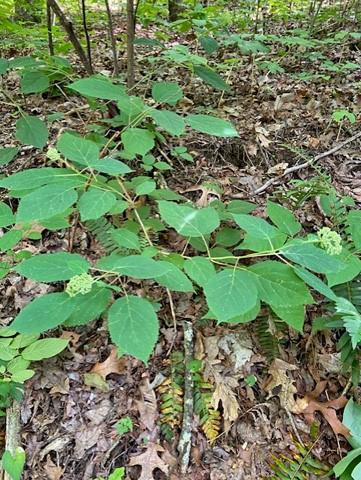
[270,442,330,480]
[158,352,184,441]
[193,372,221,444]
[255,314,284,361]
[86,218,126,254]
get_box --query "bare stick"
[81,0,93,73]
[48,0,93,74]
[104,0,119,76]
[46,0,54,56]
[178,322,194,474]
[252,131,361,195]
[127,0,135,88]
[2,401,21,480]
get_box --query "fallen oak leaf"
[90,347,126,380]
[292,381,350,438]
[264,359,298,411]
[128,442,169,480]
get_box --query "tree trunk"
[14,0,43,22]
[168,0,182,22]
[48,0,94,75]
[127,0,135,88]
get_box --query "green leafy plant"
[0,447,26,480]
[0,327,69,415]
[1,70,360,376]
[115,416,133,437]
[95,467,125,480]
[333,399,361,480]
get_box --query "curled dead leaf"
[264,359,298,411]
[292,381,350,438]
[90,347,126,380]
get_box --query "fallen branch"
[249,131,361,195]
[178,322,194,474]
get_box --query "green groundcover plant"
[0,67,360,366]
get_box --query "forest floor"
[1,14,361,480]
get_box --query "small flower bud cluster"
[317,227,342,256]
[66,273,94,297]
[47,147,61,163]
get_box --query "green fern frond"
[158,352,185,441]
[193,373,221,444]
[270,442,330,480]
[255,315,282,361]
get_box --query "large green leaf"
[249,261,313,307]
[199,36,219,54]
[16,184,78,223]
[151,81,183,105]
[21,338,69,360]
[204,269,258,322]
[116,95,146,125]
[57,132,99,166]
[0,147,19,166]
[11,293,76,333]
[15,252,89,282]
[96,254,170,279]
[183,257,216,287]
[293,267,337,301]
[108,295,158,362]
[271,304,305,332]
[333,448,361,477]
[186,114,238,137]
[0,230,22,252]
[327,250,361,287]
[121,128,155,157]
[158,201,220,237]
[86,157,132,175]
[233,214,287,251]
[0,167,83,190]
[0,58,9,75]
[194,65,230,91]
[156,261,194,292]
[343,399,361,449]
[111,229,141,251]
[68,76,126,100]
[20,71,49,94]
[280,240,345,274]
[65,286,112,326]
[267,201,301,236]
[16,115,48,149]
[78,188,117,221]
[0,202,15,228]
[1,447,26,480]
[150,110,185,136]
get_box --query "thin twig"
[178,322,194,474]
[249,131,361,195]
[81,0,93,73]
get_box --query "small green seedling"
[115,416,133,437]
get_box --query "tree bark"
[105,0,119,76]
[48,0,94,75]
[46,0,54,56]
[80,0,93,73]
[127,0,135,88]
[168,0,182,21]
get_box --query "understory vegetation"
[0,0,360,479]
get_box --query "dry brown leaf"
[128,443,169,480]
[212,373,239,431]
[136,376,158,432]
[181,184,221,207]
[292,381,350,438]
[264,359,298,411]
[90,347,126,380]
[43,455,64,480]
